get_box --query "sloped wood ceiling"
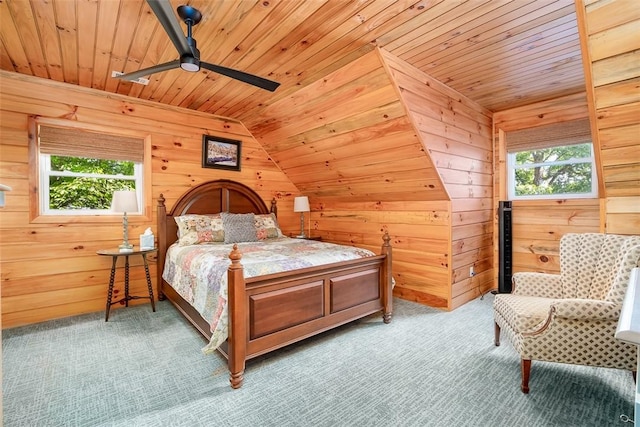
[248,48,446,203]
[0,0,584,119]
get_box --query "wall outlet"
[469,266,475,277]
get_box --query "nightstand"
[292,235,322,241]
[96,247,157,321]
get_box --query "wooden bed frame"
[157,179,393,388]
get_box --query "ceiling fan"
[113,0,280,92]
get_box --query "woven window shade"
[506,118,592,153]
[39,125,144,162]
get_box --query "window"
[506,119,597,200]
[31,120,148,219]
[40,155,142,214]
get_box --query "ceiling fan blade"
[201,62,280,92]
[146,0,191,57]
[114,60,180,81]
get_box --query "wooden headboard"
[156,179,277,298]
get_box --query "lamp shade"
[293,196,310,212]
[111,190,138,213]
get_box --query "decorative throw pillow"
[175,214,225,246]
[254,213,283,240]
[221,212,258,244]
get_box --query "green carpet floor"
[2,295,635,426]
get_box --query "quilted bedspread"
[162,237,376,353]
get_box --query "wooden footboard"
[222,233,392,388]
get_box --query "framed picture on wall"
[202,135,242,171]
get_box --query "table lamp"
[111,190,138,253]
[293,196,310,238]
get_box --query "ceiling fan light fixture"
[180,56,199,72]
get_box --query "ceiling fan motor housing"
[180,55,199,72]
[181,37,200,72]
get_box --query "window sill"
[510,198,600,207]
[30,213,152,224]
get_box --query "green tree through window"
[510,143,595,198]
[48,156,135,210]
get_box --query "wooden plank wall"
[0,71,299,328]
[246,48,456,308]
[380,50,494,309]
[576,0,640,235]
[493,93,601,275]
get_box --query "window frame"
[28,117,152,224]
[39,154,144,215]
[507,143,598,200]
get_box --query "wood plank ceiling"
[0,0,585,123]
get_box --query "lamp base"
[119,244,134,253]
[295,234,307,239]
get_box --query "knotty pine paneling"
[606,196,640,235]
[511,199,600,274]
[382,50,494,310]
[575,0,640,235]
[0,71,299,328]
[313,200,451,308]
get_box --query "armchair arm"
[523,299,621,337]
[512,272,563,298]
[551,299,620,321]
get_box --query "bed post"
[227,244,247,389]
[157,194,167,301]
[381,231,393,324]
[270,198,277,217]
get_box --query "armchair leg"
[494,322,501,346]
[521,359,531,394]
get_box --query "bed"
[157,179,393,388]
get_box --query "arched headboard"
[156,180,277,297]
[168,179,272,217]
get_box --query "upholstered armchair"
[493,233,640,393]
